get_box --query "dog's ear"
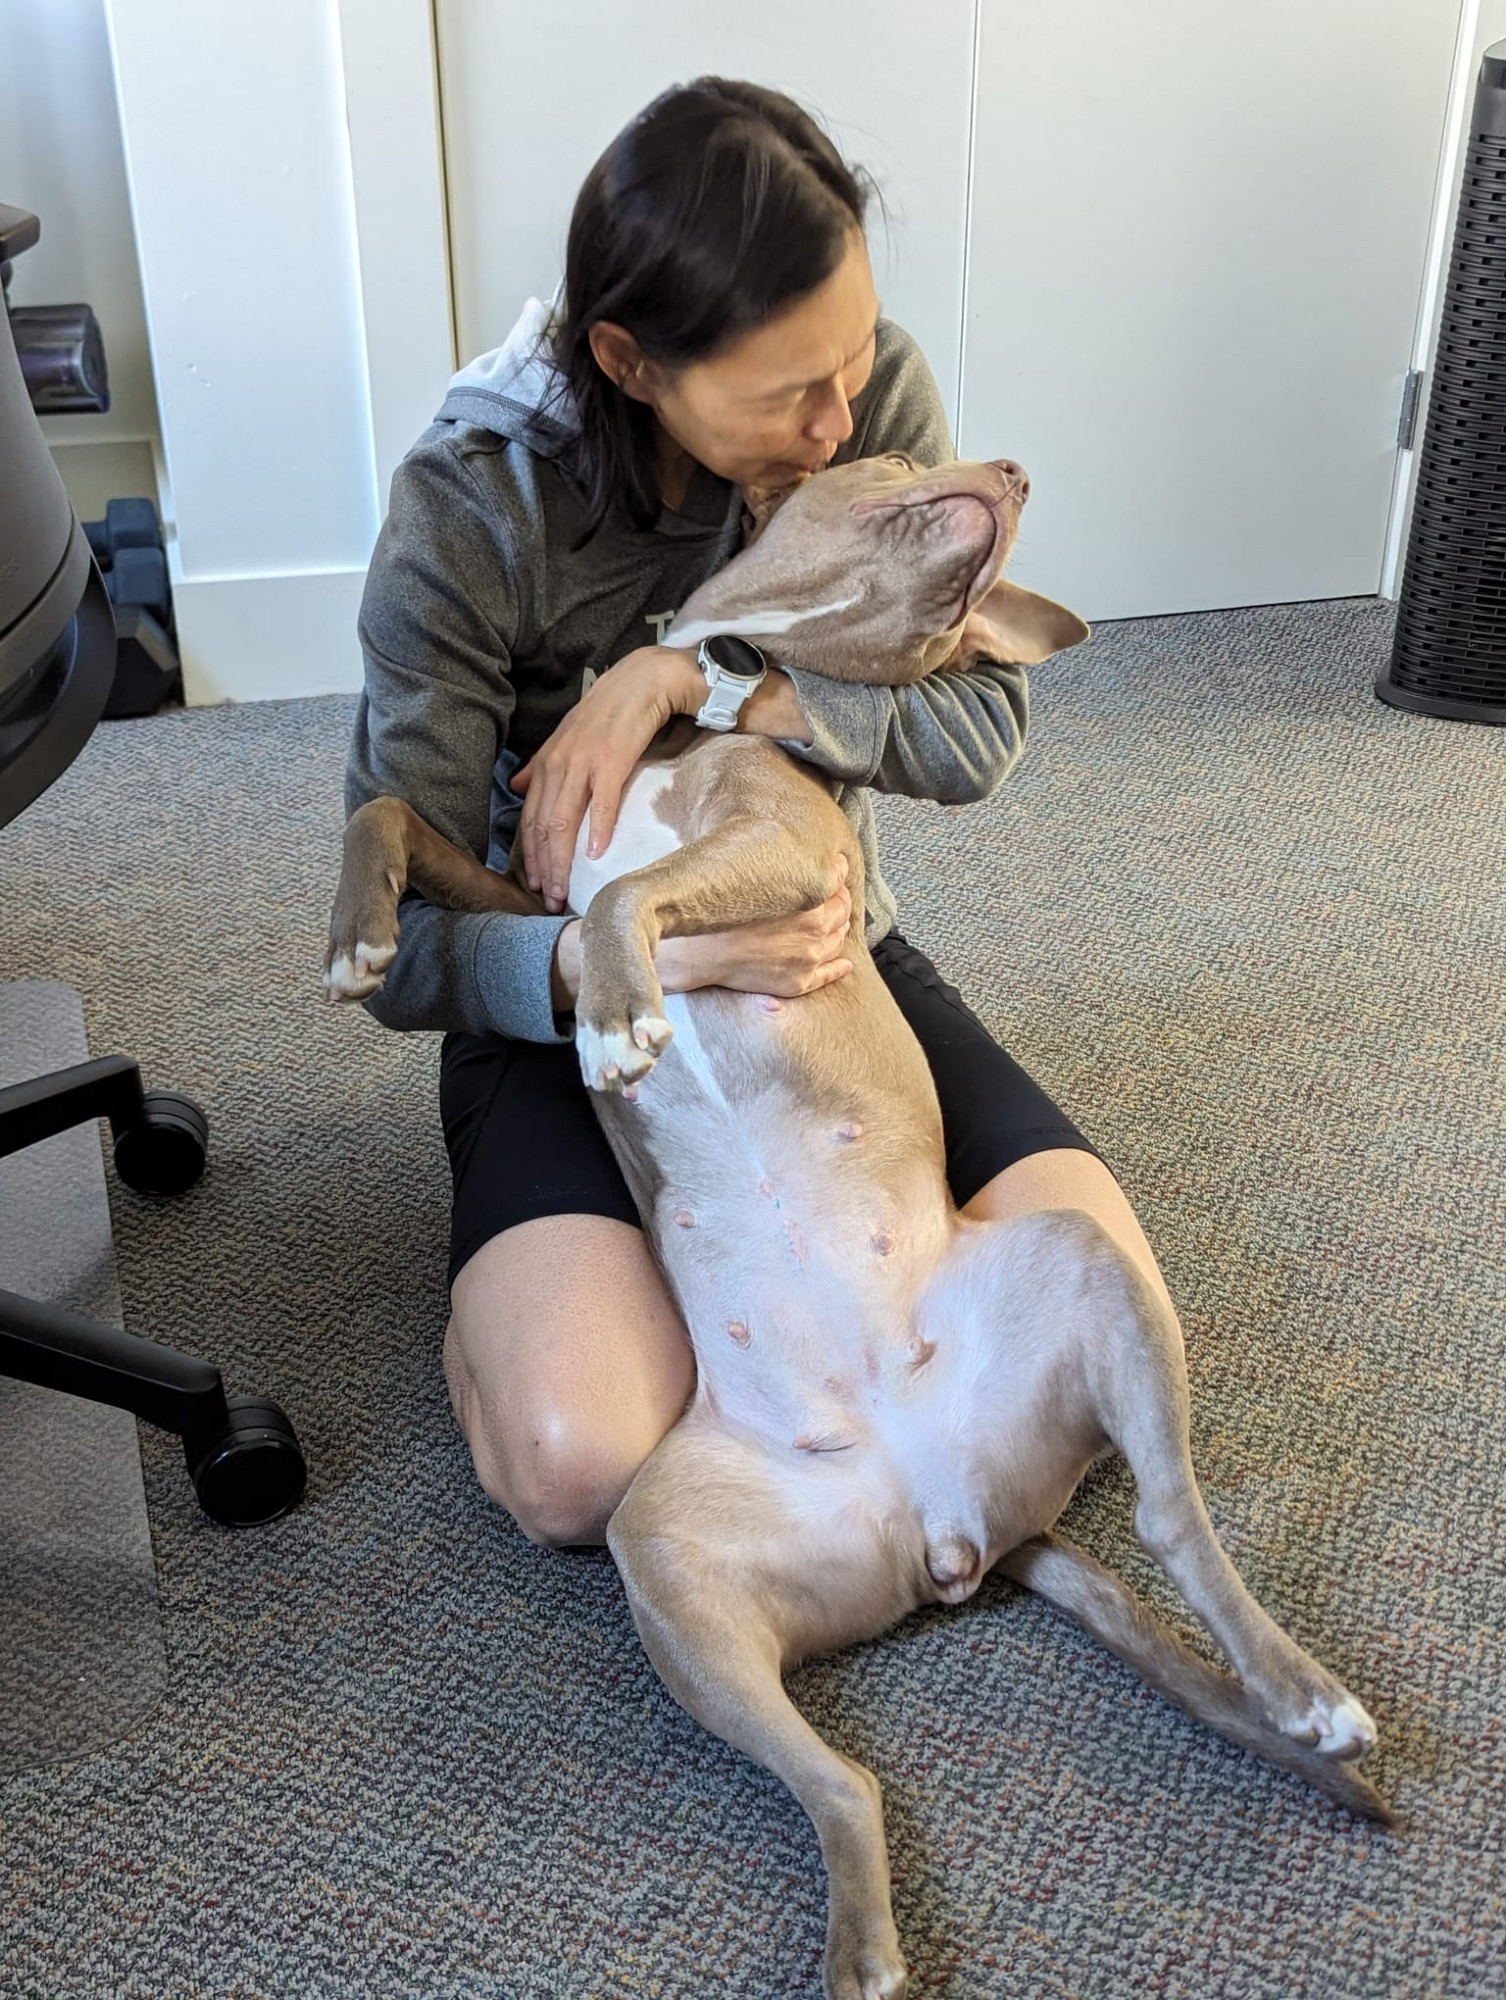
[958,580,1090,666]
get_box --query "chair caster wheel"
[187,1397,308,1526]
[114,1090,208,1195]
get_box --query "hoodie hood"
[437,292,579,456]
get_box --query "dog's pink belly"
[618,1033,947,1451]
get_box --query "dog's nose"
[992,459,1030,500]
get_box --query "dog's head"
[664,453,1089,683]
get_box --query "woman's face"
[605,230,882,494]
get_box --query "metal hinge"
[1397,369,1424,451]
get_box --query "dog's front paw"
[323,932,398,1002]
[324,845,403,1002]
[576,1011,673,1093]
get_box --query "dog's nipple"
[674,1210,695,1229]
[726,1318,751,1347]
[835,1120,863,1144]
[759,995,784,1015]
[871,1228,895,1257]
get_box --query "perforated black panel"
[1383,49,1506,723]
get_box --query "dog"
[325,454,1389,2000]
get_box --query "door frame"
[336,0,456,511]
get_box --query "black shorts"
[440,930,1105,1289]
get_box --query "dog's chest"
[565,762,684,915]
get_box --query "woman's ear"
[587,322,656,403]
[959,579,1090,665]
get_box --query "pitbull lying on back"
[325,454,1389,2000]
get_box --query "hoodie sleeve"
[345,434,575,1044]
[770,322,1029,803]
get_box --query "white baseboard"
[172,566,368,705]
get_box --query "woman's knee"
[446,1353,653,1545]
[442,1215,695,1545]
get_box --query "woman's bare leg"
[444,1213,695,1546]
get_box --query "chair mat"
[0,981,165,1772]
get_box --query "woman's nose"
[807,379,855,446]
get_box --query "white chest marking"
[661,994,730,1112]
[566,764,682,915]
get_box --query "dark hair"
[550,79,873,544]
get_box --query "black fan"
[1381,40,1506,724]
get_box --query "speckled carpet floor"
[1,597,1502,1998]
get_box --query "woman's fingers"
[585,764,631,861]
[524,753,637,911]
[538,767,594,911]
[804,956,854,992]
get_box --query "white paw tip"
[1318,1696,1377,1757]
[354,938,397,974]
[578,1021,659,1091]
[323,952,382,1001]
[632,1013,673,1052]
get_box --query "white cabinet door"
[961,0,1461,618]
[435,0,975,432]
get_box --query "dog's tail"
[998,1531,1396,1826]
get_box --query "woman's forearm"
[736,667,813,743]
[551,916,720,1009]
[659,647,813,744]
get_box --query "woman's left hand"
[513,645,703,912]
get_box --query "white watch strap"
[695,643,766,731]
[695,675,757,731]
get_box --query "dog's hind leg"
[608,1419,913,2000]
[999,1531,1393,1822]
[1045,1207,1387,1793]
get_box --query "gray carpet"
[1,598,1502,1998]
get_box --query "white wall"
[436,0,976,441]
[104,0,386,703]
[91,0,1497,700]
[960,0,1458,619]
[0,0,160,519]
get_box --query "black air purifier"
[1381,41,1506,724]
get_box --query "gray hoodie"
[345,302,1029,1045]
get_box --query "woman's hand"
[667,864,855,996]
[513,645,704,912]
[551,855,856,1007]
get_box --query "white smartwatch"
[695,634,768,731]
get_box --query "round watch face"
[703,633,766,679]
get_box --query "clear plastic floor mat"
[0,981,166,1773]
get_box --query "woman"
[346,78,1180,1545]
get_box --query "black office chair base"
[188,1396,308,1527]
[0,1284,310,1530]
[114,1089,209,1196]
[0,1055,307,1527]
